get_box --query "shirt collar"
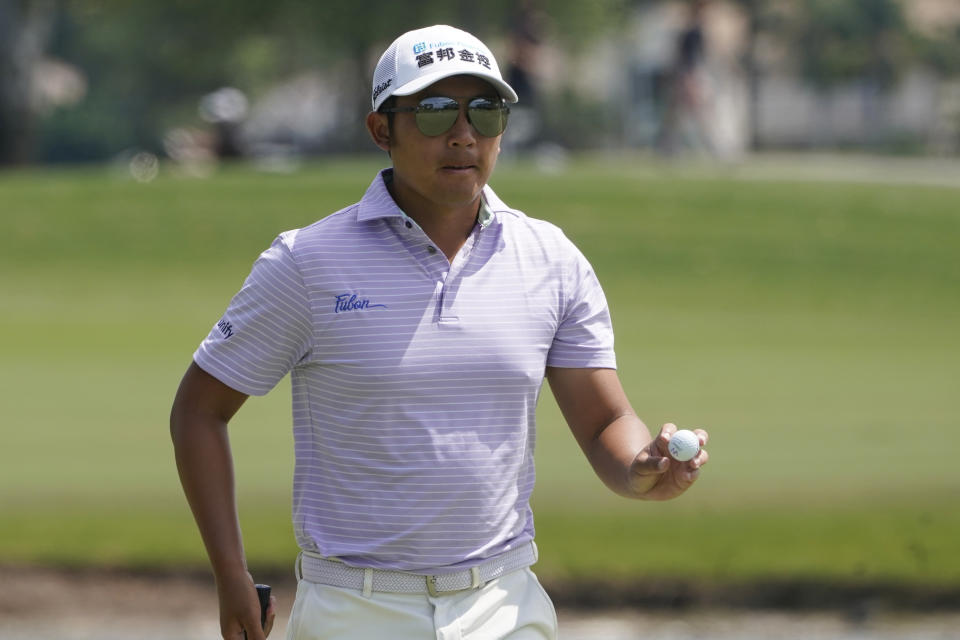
[477,199,495,229]
[357,168,501,228]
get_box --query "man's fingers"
[237,609,267,640]
[659,422,678,440]
[632,449,669,476]
[223,619,249,640]
[691,446,709,469]
[653,423,678,454]
[693,428,709,447]
[247,593,277,639]
[263,595,277,637]
[240,625,265,640]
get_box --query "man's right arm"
[170,361,273,639]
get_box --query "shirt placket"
[436,229,479,324]
[397,215,483,325]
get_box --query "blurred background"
[3,0,960,168]
[2,1,959,639]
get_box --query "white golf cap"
[371,24,519,111]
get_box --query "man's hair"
[378,96,397,140]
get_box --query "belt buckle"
[426,574,441,597]
[426,572,476,597]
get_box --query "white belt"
[297,542,538,597]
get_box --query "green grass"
[1,155,958,587]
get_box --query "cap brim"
[392,68,518,104]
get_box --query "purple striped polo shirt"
[194,169,616,573]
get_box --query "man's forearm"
[586,414,658,498]
[171,414,249,579]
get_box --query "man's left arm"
[545,367,708,501]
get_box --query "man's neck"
[386,179,482,262]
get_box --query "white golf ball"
[668,429,700,462]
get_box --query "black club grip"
[256,584,271,629]
[244,583,271,639]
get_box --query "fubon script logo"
[334,293,387,314]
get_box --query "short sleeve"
[193,234,313,396]
[546,241,617,369]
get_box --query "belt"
[297,542,538,597]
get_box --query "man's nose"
[447,105,477,145]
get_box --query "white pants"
[285,567,558,640]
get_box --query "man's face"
[382,75,504,216]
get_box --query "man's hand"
[545,367,709,501]
[627,422,708,500]
[216,571,277,639]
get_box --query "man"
[656,0,717,156]
[171,24,708,640]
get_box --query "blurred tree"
[793,0,919,147]
[793,0,911,90]
[42,0,280,161]
[915,23,960,77]
[724,0,919,149]
[0,0,57,165]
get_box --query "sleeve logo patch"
[216,318,235,339]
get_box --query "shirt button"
[427,246,437,254]
[405,221,413,229]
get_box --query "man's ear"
[366,111,391,152]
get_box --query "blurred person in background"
[503,0,548,151]
[199,87,250,159]
[656,0,718,156]
[171,23,709,640]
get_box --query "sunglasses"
[380,96,510,138]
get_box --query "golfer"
[171,24,708,640]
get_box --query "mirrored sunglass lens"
[416,97,459,136]
[468,99,508,137]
